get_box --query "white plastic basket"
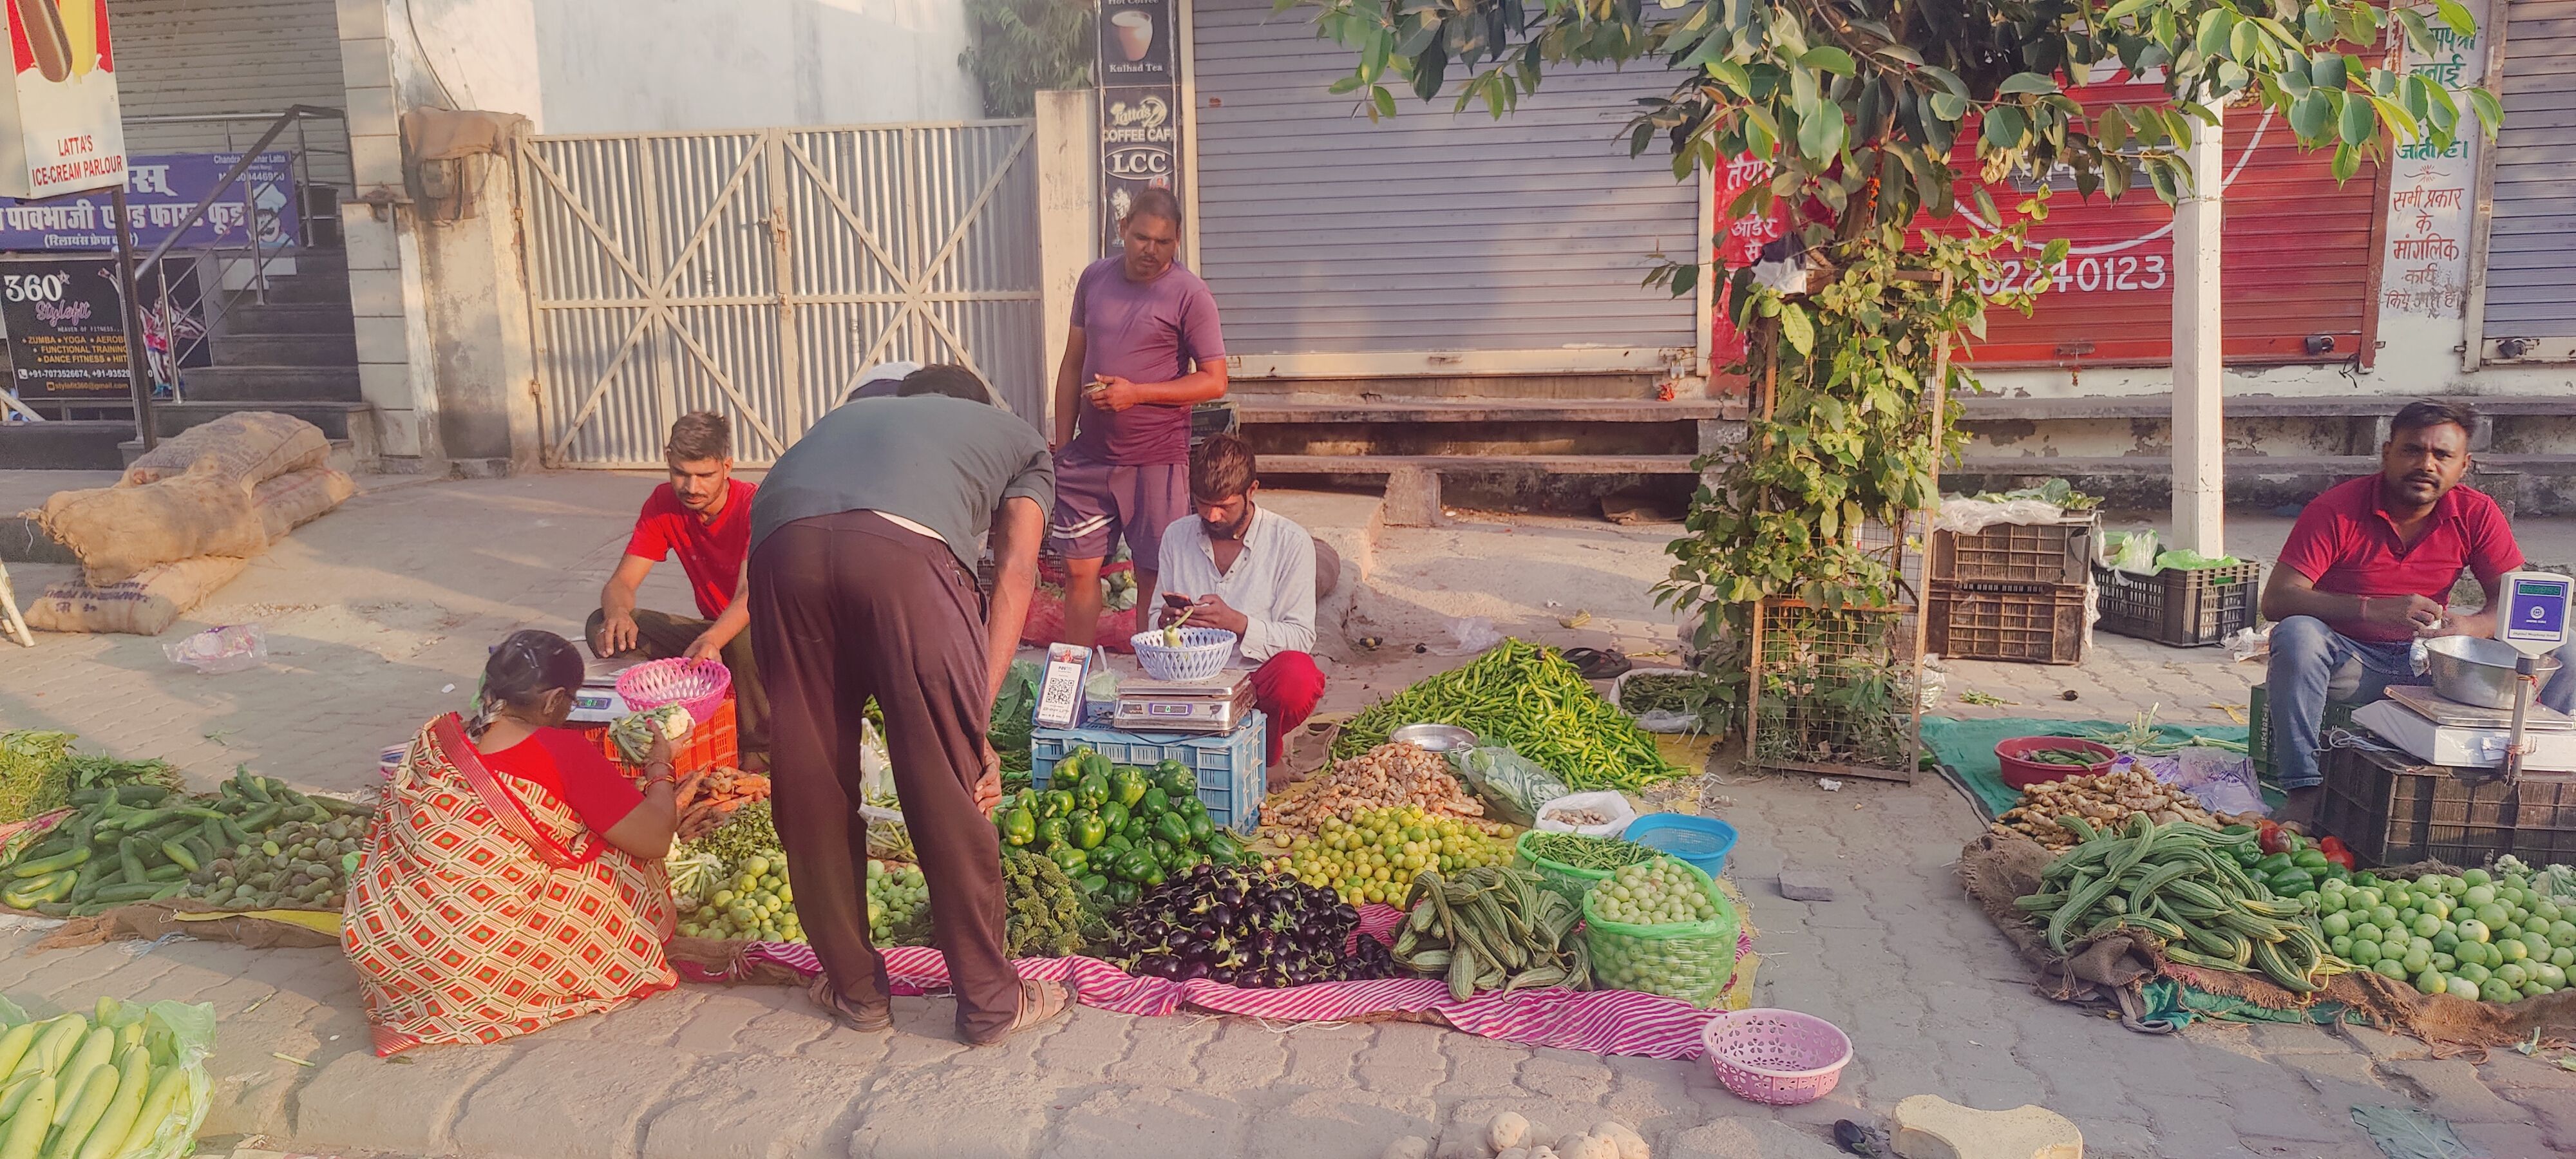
[1129,626,1237,682]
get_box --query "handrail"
[132,104,344,284]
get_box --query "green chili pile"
[1335,639,1681,791]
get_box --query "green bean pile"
[1336,640,1681,791]
[1520,831,1660,871]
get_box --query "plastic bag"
[1613,668,1723,734]
[0,994,217,1159]
[1431,616,1504,657]
[2106,529,2160,574]
[2227,626,2270,663]
[163,622,265,673]
[2154,548,2242,570]
[860,719,893,800]
[1929,496,2069,537]
[1581,859,1741,1008]
[1533,790,1639,838]
[1448,745,1572,827]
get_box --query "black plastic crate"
[1929,516,2099,586]
[2093,561,2262,648]
[2318,743,2576,867]
[1927,580,2087,665]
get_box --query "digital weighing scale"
[567,659,639,724]
[2497,570,2573,784]
[2357,572,2575,780]
[1114,673,1255,735]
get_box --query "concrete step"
[208,332,359,368]
[223,303,355,336]
[1259,453,1701,476]
[148,400,371,443]
[180,365,361,403]
[0,420,131,470]
[1237,399,1739,424]
[250,274,351,306]
[287,249,346,277]
[1955,453,2576,476]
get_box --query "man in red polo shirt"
[2261,399,2572,821]
[587,411,768,769]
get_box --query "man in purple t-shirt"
[1049,187,1229,646]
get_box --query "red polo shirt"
[625,479,755,620]
[2275,475,2522,643]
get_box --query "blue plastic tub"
[1622,813,1739,878]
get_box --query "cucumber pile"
[0,770,365,916]
[0,996,214,1159]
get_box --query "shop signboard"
[1098,0,1179,247]
[1709,81,2382,369]
[0,254,202,400]
[0,151,299,252]
[0,0,126,198]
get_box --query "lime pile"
[866,858,931,946]
[1591,859,1720,925]
[1269,806,1512,905]
[2320,867,2571,1003]
[677,852,804,943]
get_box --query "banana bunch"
[2017,813,2353,994]
[1392,865,1591,1001]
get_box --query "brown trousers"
[582,606,770,762]
[748,511,1016,1041]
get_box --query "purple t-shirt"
[1067,256,1225,466]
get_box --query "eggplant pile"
[1102,863,1398,987]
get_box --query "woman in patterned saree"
[344,630,683,1055]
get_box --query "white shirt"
[1151,505,1316,666]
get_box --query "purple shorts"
[1050,460,1188,563]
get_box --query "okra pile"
[0,769,366,916]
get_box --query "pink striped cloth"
[683,903,1752,1060]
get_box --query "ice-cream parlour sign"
[0,0,126,199]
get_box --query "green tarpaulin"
[1918,715,2255,819]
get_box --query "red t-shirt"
[2275,476,2523,643]
[625,480,755,620]
[477,728,644,835]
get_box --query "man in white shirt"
[1150,433,1324,787]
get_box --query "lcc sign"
[1097,0,1177,249]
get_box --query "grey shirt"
[750,395,1055,569]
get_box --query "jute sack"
[120,411,329,488]
[251,467,355,541]
[39,469,267,585]
[24,556,250,635]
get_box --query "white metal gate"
[520,121,1044,466]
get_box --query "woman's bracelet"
[643,761,676,786]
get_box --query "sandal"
[1564,646,1633,681]
[967,976,1074,1046]
[808,974,892,1032]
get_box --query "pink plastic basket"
[1698,1008,1853,1105]
[615,657,732,723]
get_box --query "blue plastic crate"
[1032,712,1267,835]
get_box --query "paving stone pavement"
[2,476,2571,1158]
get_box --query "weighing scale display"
[2504,576,2571,649]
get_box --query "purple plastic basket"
[1698,1008,1853,1105]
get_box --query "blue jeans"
[2268,615,2576,788]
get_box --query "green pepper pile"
[996,748,1249,907]
[1334,639,1680,791]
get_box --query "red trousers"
[1248,652,1325,766]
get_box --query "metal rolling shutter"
[108,0,353,191]
[1191,0,1698,359]
[2486,0,2576,341]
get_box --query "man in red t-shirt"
[587,411,767,768]
[2260,399,2571,820]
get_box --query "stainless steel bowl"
[1390,722,1479,752]
[2422,634,2564,710]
